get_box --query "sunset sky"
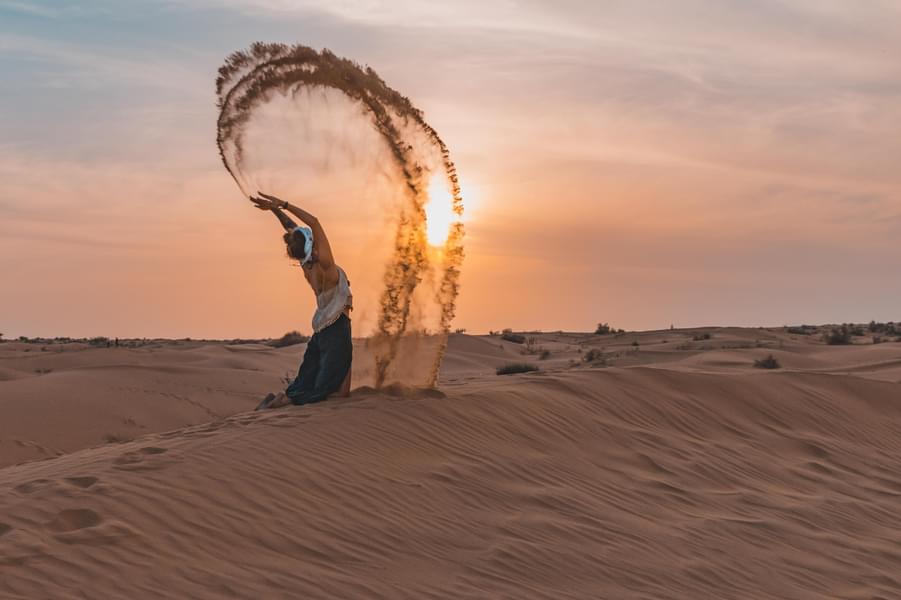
[2,0,900,339]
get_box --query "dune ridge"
[3,355,901,598]
[3,328,900,468]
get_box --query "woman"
[251,192,353,410]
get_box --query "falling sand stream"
[216,43,464,387]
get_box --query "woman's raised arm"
[256,192,335,271]
[250,195,298,232]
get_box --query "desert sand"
[2,327,901,598]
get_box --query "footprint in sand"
[113,446,173,471]
[64,476,99,489]
[0,527,48,567]
[267,412,313,427]
[183,421,230,437]
[13,478,53,494]
[45,509,135,546]
[46,509,102,533]
[15,477,102,497]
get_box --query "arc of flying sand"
[215,43,465,387]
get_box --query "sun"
[425,176,467,246]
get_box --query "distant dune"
[2,327,901,598]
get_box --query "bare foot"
[265,392,290,409]
[255,392,276,411]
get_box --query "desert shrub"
[692,333,711,341]
[88,336,110,347]
[753,355,781,369]
[539,349,551,360]
[631,340,640,347]
[454,328,466,334]
[522,336,537,352]
[496,363,539,375]
[823,325,854,345]
[596,323,625,335]
[521,337,546,355]
[501,329,526,344]
[270,330,310,348]
[785,325,817,335]
[868,321,900,336]
[721,342,754,350]
[583,348,605,364]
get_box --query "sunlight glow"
[425,176,470,246]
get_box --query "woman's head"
[284,226,314,265]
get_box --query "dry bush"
[595,323,625,335]
[868,321,900,335]
[583,349,606,364]
[753,355,781,369]
[785,325,817,335]
[823,325,857,345]
[270,331,310,348]
[496,363,539,375]
[500,329,526,344]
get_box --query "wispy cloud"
[0,33,203,92]
[0,0,59,18]
[205,1,900,189]
[3,0,901,334]
[180,0,598,39]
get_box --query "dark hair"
[283,230,308,261]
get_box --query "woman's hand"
[249,194,281,210]
[254,193,300,231]
[259,192,288,208]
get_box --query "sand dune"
[0,334,548,467]
[2,329,901,597]
[0,342,302,466]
